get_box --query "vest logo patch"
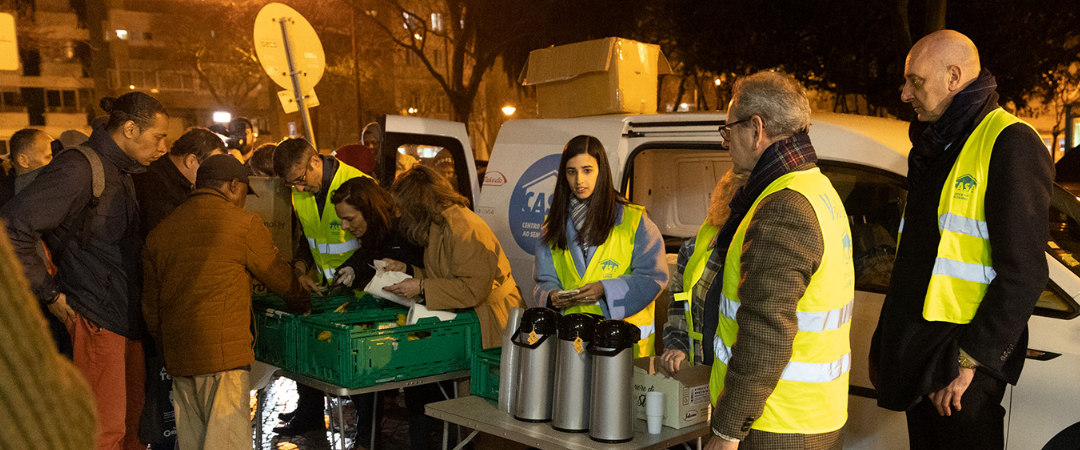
[600,258,620,275]
[954,174,978,200]
[330,220,342,231]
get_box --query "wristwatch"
[958,349,979,369]
[417,280,426,304]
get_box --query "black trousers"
[905,369,1008,450]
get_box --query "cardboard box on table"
[245,176,294,294]
[633,356,712,430]
[520,37,673,119]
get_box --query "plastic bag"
[362,260,415,307]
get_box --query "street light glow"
[213,111,232,123]
[407,107,418,114]
[502,105,516,116]
[714,78,722,86]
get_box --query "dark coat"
[2,127,146,339]
[142,189,308,377]
[869,70,1054,411]
[132,156,194,235]
[339,218,425,286]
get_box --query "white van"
[374,112,1080,449]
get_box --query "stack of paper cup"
[645,391,664,434]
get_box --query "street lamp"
[502,105,516,116]
[213,111,232,123]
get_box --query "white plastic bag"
[362,260,414,307]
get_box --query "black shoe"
[278,410,296,422]
[273,418,325,436]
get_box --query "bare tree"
[158,0,265,113]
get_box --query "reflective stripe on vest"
[673,222,718,364]
[293,161,371,283]
[553,204,657,357]
[920,108,1034,323]
[716,291,854,333]
[709,167,854,434]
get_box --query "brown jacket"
[412,205,523,349]
[143,189,308,377]
[711,189,842,449]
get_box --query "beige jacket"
[412,205,523,348]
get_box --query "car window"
[818,161,907,294]
[379,131,473,207]
[1042,184,1080,318]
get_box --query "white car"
[372,112,1080,449]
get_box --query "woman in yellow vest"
[533,135,668,357]
[659,170,747,373]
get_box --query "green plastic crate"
[253,309,294,368]
[252,291,398,369]
[470,347,501,401]
[293,309,482,389]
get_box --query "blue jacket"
[532,204,668,319]
[2,127,147,339]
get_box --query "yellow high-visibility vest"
[551,204,656,357]
[709,167,854,434]
[672,222,718,364]
[293,161,370,283]
[911,108,1034,323]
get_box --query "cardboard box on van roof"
[520,37,672,119]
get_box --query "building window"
[118,69,153,90]
[143,32,152,41]
[431,13,443,32]
[158,71,194,91]
[0,90,23,112]
[115,29,129,40]
[45,89,79,113]
[405,50,418,66]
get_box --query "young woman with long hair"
[533,135,668,357]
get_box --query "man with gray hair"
[704,71,854,450]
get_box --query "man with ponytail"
[2,91,169,450]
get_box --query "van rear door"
[377,115,479,208]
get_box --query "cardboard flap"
[520,37,617,85]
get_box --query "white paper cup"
[645,391,664,416]
[647,414,663,434]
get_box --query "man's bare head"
[901,30,982,122]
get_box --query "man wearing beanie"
[142,155,310,450]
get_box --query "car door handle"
[1026,348,1062,361]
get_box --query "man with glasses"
[704,71,853,450]
[270,137,371,436]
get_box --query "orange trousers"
[67,312,146,450]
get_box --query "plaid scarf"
[713,131,818,254]
[700,132,818,362]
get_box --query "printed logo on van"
[484,171,507,187]
[508,154,561,255]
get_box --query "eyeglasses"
[719,118,751,149]
[285,164,311,187]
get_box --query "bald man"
[869,30,1053,449]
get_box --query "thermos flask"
[551,313,600,432]
[588,320,641,443]
[512,307,560,422]
[498,307,525,414]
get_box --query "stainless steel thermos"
[498,307,525,414]
[588,319,641,443]
[551,313,600,432]
[512,307,560,422]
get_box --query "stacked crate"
[252,292,481,389]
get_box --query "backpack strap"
[66,145,104,247]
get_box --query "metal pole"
[279,17,317,149]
